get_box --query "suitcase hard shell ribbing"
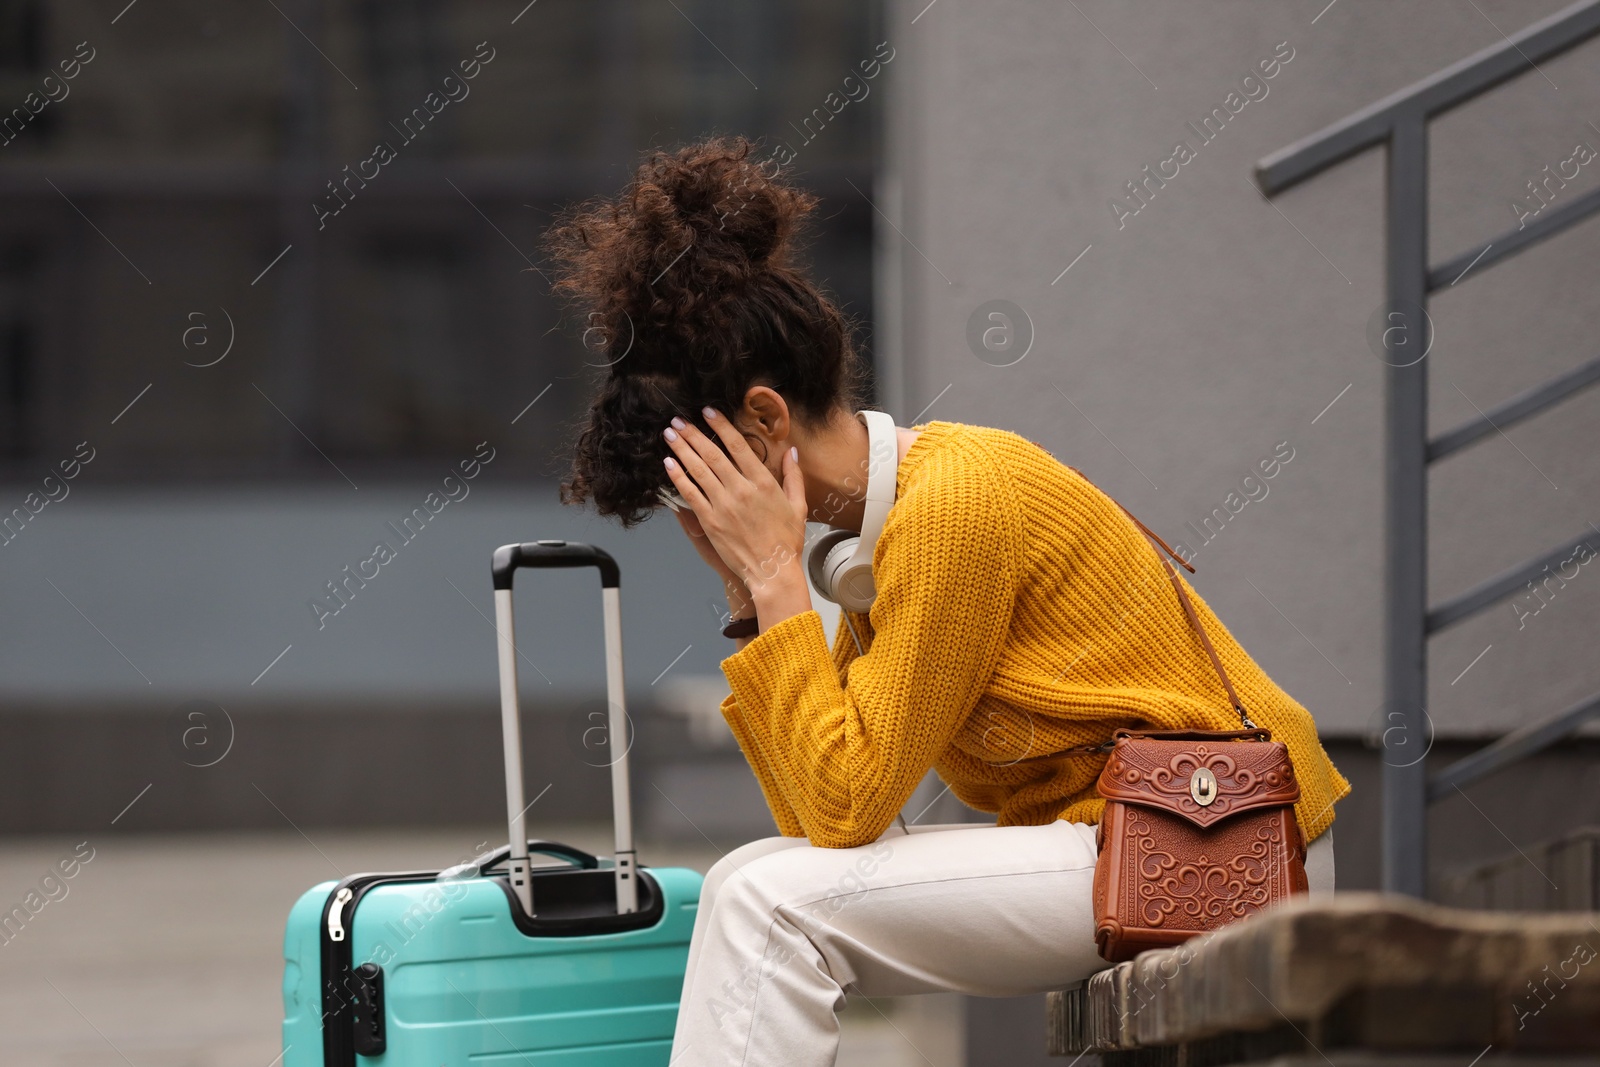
[280,541,705,1065]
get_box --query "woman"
[546,136,1350,1067]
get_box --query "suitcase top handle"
[491,538,637,918]
[473,839,601,873]
[493,540,620,590]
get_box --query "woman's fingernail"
[664,427,679,442]
[702,406,719,421]
[790,446,799,462]
[664,456,678,470]
[671,416,686,431]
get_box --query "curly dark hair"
[543,135,867,526]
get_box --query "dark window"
[0,0,879,485]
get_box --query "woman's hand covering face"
[660,407,808,595]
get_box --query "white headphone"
[805,409,900,613]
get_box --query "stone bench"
[1047,893,1599,1064]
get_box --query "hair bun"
[643,135,812,269]
[546,136,817,362]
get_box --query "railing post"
[1382,113,1430,898]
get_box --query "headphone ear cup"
[832,558,877,614]
[806,528,859,605]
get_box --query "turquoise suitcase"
[281,541,705,1066]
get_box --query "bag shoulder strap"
[1114,505,1195,575]
[1114,503,1256,731]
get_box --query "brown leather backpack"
[1012,507,1308,962]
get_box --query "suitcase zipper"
[326,887,352,942]
[320,871,435,1067]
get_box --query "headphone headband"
[856,409,898,548]
[805,409,900,613]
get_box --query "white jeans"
[668,818,1335,1067]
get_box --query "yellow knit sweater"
[719,420,1350,850]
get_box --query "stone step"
[1046,893,1599,1061]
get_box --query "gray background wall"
[1,487,739,701]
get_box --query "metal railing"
[1254,0,1600,897]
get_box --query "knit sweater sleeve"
[718,445,1021,848]
[718,691,807,837]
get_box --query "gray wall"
[876,0,1600,744]
[1,484,745,703]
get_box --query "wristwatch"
[721,615,759,639]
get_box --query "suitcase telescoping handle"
[490,540,637,918]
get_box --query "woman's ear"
[741,386,792,443]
